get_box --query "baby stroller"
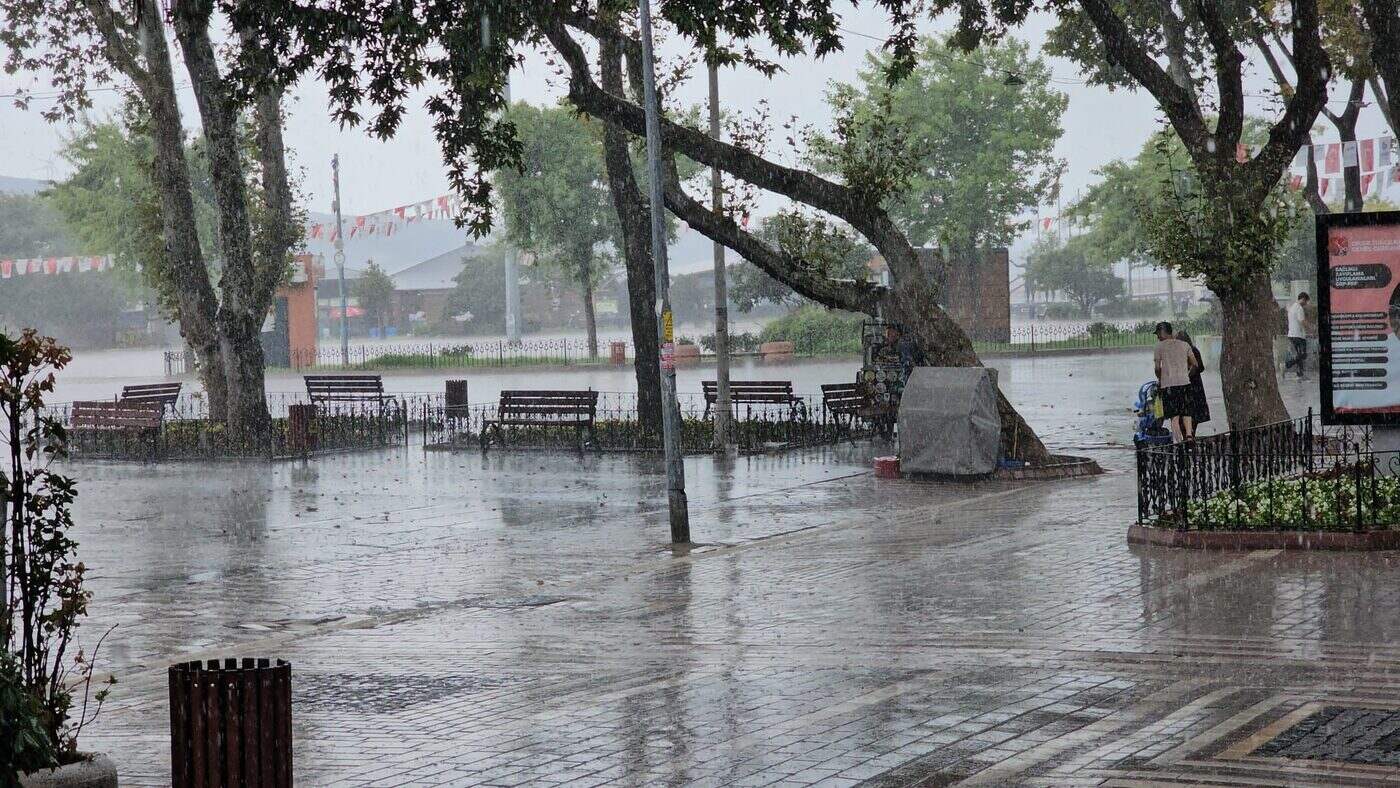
[1133,381,1173,448]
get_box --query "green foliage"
[353,261,395,332]
[496,103,615,297]
[0,330,109,759]
[440,248,508,335]
[48,113,219,318]
[0,649,55,786]
[699,332,760,354]
[731,212,873,312]
[1070,123,1302,297]
[758,306,864,355]
[812,34,1066,252]
[1024,235,1122,317]
[1099,297,1165,320]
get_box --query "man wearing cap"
[1154,321,1201,441]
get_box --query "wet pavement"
[57,351,1375,786]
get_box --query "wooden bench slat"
[72,401,163,429]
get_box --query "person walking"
[1175,329,1210,438]
[1284,292,1311,379]
[1154,321,1200,442]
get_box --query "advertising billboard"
[1319,210,1400,424]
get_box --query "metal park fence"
[1133,410,1400,531]
[161,321,1179,376]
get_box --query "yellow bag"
[1151,395,1164,419]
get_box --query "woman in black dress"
[1175,330,1210,437]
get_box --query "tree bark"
[126,0,228,417]
[579,257,599,359]
[1325,78,1367,213]
[600,38,663,435]
[173,1,272,436]
[1218,271,1289,429]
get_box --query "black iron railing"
[49,393,413,461]
[1133,410,1400,531]
[420,392,867,454]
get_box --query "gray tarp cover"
[898,367,1001,476]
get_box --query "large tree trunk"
[579,265,599,359]
[173,4,272,436]
[1330,78,1367,213]
[599,38,662,434]
[1218,271,1289,429]
[133,0,227,416]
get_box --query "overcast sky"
[0,6,1391,228]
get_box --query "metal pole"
[637,0,690,543]
[483,12,523,346]
[709,60,733,452]
[331,154,349,367]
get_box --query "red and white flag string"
[306,193,465,242]
[0,255,113,279]
[1035,133,1400,230]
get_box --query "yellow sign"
[662,309,674,342]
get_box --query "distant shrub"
[759,306,864,355]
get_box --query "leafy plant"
[1178,471,1400,531]
[0,649,55,786]
[759,307,864,355]
[698,332,761,354]
[0,330,112,762]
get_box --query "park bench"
[703,380,807,422]
[70,400,165,459]
[821,383,870,434]
[481,390,598,450]
[119,382,182,412]
[304,374,386,408]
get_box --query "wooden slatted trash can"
[170,658,292,788]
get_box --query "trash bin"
[169,658,292,788]
[287,404,316,455]
[445,379,469,418]
[609,341,627,365]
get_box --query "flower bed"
[1157,465,1400,532]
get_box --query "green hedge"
[758,307,864,355]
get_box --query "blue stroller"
[1133,381,1173,448]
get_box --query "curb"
[1127,523,1400,551]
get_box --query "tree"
[1030,0,1331,428]
[4,0,301,436]
[354,260,395,335]
[1360,2,1400,139]
[815,35,1065,261]
[496,103,616,358]
[440,247,508,336]
[1024,235,1122,317]
[230,1,1055,460]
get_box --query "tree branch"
[1076,0,1210,157]
[80,0,150,86]
[1245,0,1329,206]
[1191,0,1246,151]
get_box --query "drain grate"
[295,672,522,714]
[1255,706,1400,766]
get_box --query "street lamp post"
[709,60,733,452]
[331,154,349,367]
[637,0,690,543]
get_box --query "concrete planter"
[673,343,701,365]
[759,341,795,361]
[1128,523,1400,551]
[21,754,118,788]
